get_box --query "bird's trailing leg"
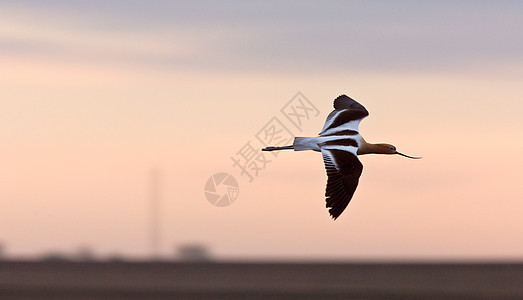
[262,145,294,151]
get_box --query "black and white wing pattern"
[318,95,367,218]
[321,148,363,219]
[319,95,369,136]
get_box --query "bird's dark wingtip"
[335,94,350,99]
[328,209,341,220]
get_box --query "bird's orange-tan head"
[375,143,421,159]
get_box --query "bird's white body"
[293,135,361,156]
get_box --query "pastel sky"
[1,1,522,261]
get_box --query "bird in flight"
[262,94,420,219]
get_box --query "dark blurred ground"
[1,261,522,299]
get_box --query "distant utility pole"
[150,169,161,259]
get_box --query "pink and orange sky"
[1,1,522,261]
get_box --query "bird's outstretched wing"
[319,95,369,136]
[321,148,363,219]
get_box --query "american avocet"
[263,95,420,219]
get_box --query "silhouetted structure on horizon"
[177,244,211,262]
[76,246,95,261]
[150,169,162,259]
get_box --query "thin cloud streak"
[1,1,522,73]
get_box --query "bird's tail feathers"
[293,137,321,151]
